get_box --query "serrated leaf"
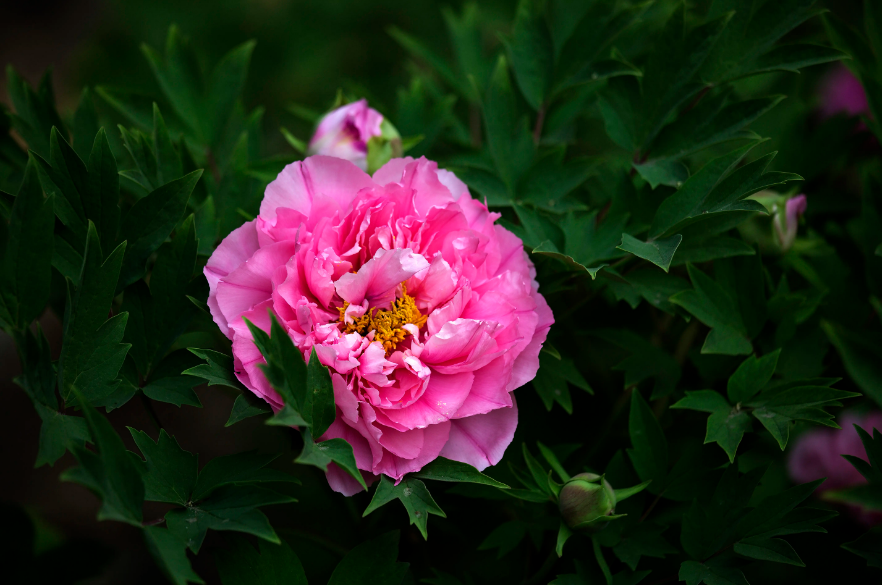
[363,476,446,540]
[118,170,202,289]
[226,393,272,427]
[670,263,752,355]
[727,349,780,404]
[144,526,204,585]
[327,531,409,585]
[843,526,882,568]
[412,457,510,488]
[734,536,804,566]
[66,390,144,526]
[215,535,307,585]
[508,0,554,110]
[485,56,534,190]
[57,222,129,405]
[6,158,54,327]
[191,451,288,502]
[627,391,668,490]
[295,429,367,491]
[617,233,682,272]
[129,428,198,506]
[183,348,244,390]
[166,485,294,554]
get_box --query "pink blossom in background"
[788,411,882,525]
[205,154,553,495]
[818,64,870,121]
[307,100,384,170]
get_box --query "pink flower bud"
[773,194,807,251]
[308,99,384,171]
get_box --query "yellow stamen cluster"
[337,285,427,354]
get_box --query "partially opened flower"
[205,155,553,495]
[307,99,400,172]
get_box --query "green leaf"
[118,170,202,289]
[295,429,368,491]
[843,526,882,568]
[215,535,307,585]
[246,314,309,420]
[327,531,409,585]
[6,157,54,327]
[508,0,554,111]
[57,222,129,405]
[192,451,285,502]
[142,376,202,408]
[226,393,272,427]
[306,346,336,438]
[166,485,294,554]
[206,40,256,146]
[6,67,65,158]
[144,526,204,585]
[129,428,198,506]
[670,235,755,266]
[32,403,91,468]
[679,561,749,585]
[613,522,677,570]
[627,391,668,490]
[617,233,683,273]
[705,407,752,463]
[183,348,245,390]
[65,390,144,526]
[86,129,121,255]
[411,457,510,488]
[734,536,804,566]
[821,321,882,407]
[727,349,781,404]
[363,476,446,539]
[670,264,752,355]
[484,56,534,190]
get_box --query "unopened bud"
[558,473,617,532]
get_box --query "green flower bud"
[558,473,618,532]
[366,118,403,174]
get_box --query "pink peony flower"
[205,155,553,495]
[788,411,882,525]
[307,100,384,171]
[818,64,870,121]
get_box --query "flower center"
[337,284,427,353]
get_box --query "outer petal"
[507,289,553,392]
[439,398,518,471]
[260,156,376,223]
[204,220,260,337]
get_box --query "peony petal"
[439,399,518,471]
[334,247,429,307]
[381,371,474,430]
[260,156,376,223]
[452,357,513,419]
[205,220,260,337]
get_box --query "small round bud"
[558,473,617,532]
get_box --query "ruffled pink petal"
[373,420,451,480]
[452,357,513,419]
[334,247,429,307]
[439,399,518,471]
[420,318,503,374]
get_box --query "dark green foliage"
[4,0,881,583]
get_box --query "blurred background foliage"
[3,0,882,584]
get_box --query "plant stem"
[140,392,163,431]
[533,103,547,144]
[593,537,613,585]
